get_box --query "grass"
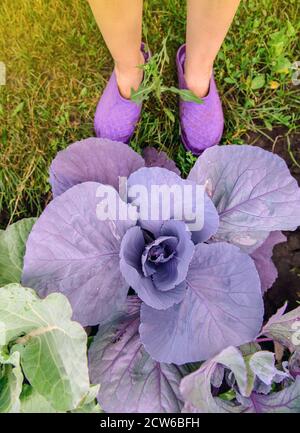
[0,0,299,227]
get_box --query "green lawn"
[0,0,299,227]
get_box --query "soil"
[243,128,300,319]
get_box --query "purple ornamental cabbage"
[21,138,300,412]
[180,345,300,413]
[181,304,300,413]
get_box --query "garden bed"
[243,128,300,317]
[1,131,300,413]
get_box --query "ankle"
[184,61,213,98]
[114,52,145,99]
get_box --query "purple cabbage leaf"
[180,345,300,413]
[188,145,300,252]
[50,138,145,197]
[250,231,286,293]
[139,242,263,364]
[88,296,188,413]
[22,182,138,326]
[142,146,181,175]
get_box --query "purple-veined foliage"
[22,138,300,412]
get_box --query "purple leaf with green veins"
[88,297,187,413]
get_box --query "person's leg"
[176,0,241,153]
[88,0,144,99]
[185,0,240,98]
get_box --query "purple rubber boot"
[176,44,224,154]
[94,44,150,143]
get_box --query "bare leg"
[87,0,144,98]
[185,0,240,97]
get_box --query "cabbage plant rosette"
[22,138,300,413]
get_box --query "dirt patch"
[243,128,300,318]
